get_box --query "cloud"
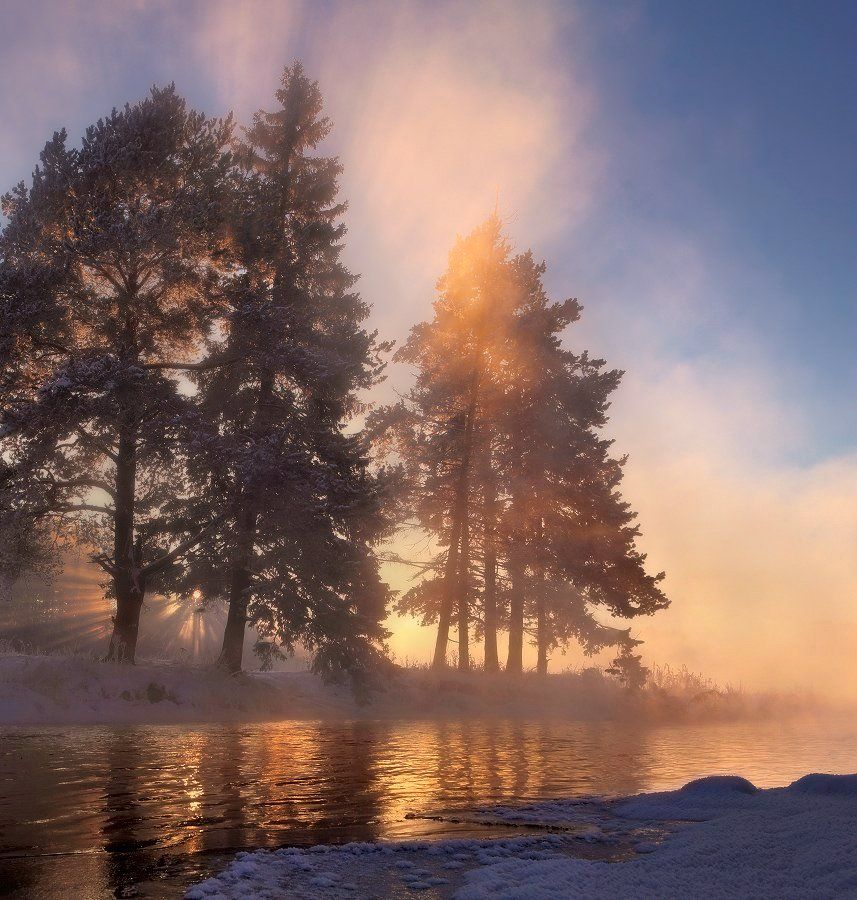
[185,0,598,339]
[321,2,594,276]
[0,4,92,170]
[186,0,306,119]
[559,221,857,700]
[614,364,857,699]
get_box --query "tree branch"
[56,503,115,517]
[142,358,236,372]
[40,476,117,499]
[93,553,117,576]
[140,512,227,579]
[81,257,125,295]
[76,429,119,464]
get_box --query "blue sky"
[1,1,855,690]
[565,0,857,457]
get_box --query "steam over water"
[1,717,855,897]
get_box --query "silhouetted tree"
[179,65,393,682]
[379,216,520,670]
[0,87,234,662]
[606,639,649,690]
[494,247,668,673]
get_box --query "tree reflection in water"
[1,717,854,898]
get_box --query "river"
[1,717,855,898]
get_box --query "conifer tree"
[380,216,668,674]
[179,65,392,681]
[0,87,234,662]
[494,254,668,673]
[381,216,519,670]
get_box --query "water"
[1,717,855,898]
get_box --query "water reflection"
[0,717,855,898]
[204,728,251,851]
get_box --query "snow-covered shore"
[0,651,356,724]
[187,773,857,899]
[0,650,809,725]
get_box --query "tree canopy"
[1,68,667,688]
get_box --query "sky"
[1,0,855,697]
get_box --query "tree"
[379,216,523,671]
[0,489,62,601]
[380,215,668,674]
[606,639,649,690]
[0,87,234,662]
[493,249,668,674]
[177,64,393,682]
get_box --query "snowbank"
[0,651,811,725]
[187,773,857,899]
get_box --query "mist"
[1,0,854,702]
[2,6,856,900]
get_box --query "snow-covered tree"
[0,87,235,662]
[177,65,393,682]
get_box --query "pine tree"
[0,87,234,662]
[177,65,392,682]
[380,216,521,670]
[494,250,668,674]
[380,215,668,674]
[606,639,649,690]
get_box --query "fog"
[1,0,855,701]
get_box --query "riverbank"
[0,650,811,725]
[187,773,857,899]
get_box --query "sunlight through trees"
[1,64,667,686]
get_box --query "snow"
[185,836,580,900]
[187,773,857,899]
[789,773,857,796]
[456,775,857,899]
[0,650,808,725]
[0,651,358,725]
[613,774,761,821]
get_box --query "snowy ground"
[0,651,800,725]
[0,651,359,724]
[186,773,857,899]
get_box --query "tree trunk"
[433,374,479,671]
[107,426,144,664]
[432,519,461,669]
[457,515,470,671]
[217,373,273,674]
[217,506,257,674]
[218,565,251,674]
[107,579,145,663]
[535,521,548,676]
[536,572,548,676]
[505,549,525,674]
[481,445,499,672]
[505,489,527,674]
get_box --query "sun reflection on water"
[1,717,855,898]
